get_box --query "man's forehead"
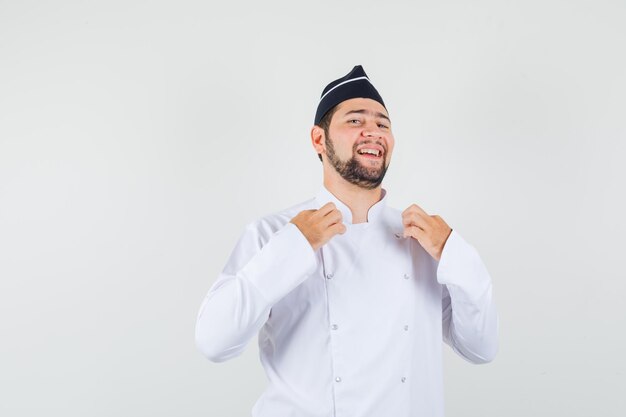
[337,98,390,120]
[337,97,389,116]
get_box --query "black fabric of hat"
[314,65,386,125]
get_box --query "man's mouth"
[357,148,383,159]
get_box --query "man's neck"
[323,178,383,224]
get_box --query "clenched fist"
[402,204,453,261]
[290,202,347,251]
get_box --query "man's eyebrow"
[343,109,391,123]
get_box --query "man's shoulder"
[243,196,317,242]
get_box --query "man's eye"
[349,119,360,124]
[378,124,388,129]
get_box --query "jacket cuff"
[436,229,492,301]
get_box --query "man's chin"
[360,166,386,178]
[353,172,387,187]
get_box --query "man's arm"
[194,221,318,363]
[195,202,345,363]
[437,229,499,364]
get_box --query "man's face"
[324,98,395,190]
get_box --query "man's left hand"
[402,204,453,261]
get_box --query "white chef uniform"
[195,185,499,417]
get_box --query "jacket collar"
[314,184,388,225]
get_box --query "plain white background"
[1,0,625,416]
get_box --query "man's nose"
[362,124,380,138]
[363,129,383,139]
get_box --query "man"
[195,65,499,417]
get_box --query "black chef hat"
[314,65,386,125]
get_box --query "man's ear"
[311,125,325,155]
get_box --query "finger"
[402,211,429,230]
[402,203,430,218]
[320,209,344,229]
[314,202,337,218]
[403,224,425,239]
[328,221,347,237]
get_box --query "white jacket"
[195,185,499,417]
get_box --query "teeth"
[358,149,380,156]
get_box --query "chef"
[195,65,499,417]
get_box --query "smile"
[357,148,382,158]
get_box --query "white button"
[401,377,406,383]
[326,273,334,279]
[335,376,342,382]
[404,325,409,331]
[331,324,338,330]
[403,273,410,280]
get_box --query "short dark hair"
[315,104,339,162]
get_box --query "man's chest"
[268,224,442,331]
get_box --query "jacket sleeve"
[195,221,319,363]
[437,229,499,364]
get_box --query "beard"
[325,134,389,190]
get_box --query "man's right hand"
[289,203,347,251]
